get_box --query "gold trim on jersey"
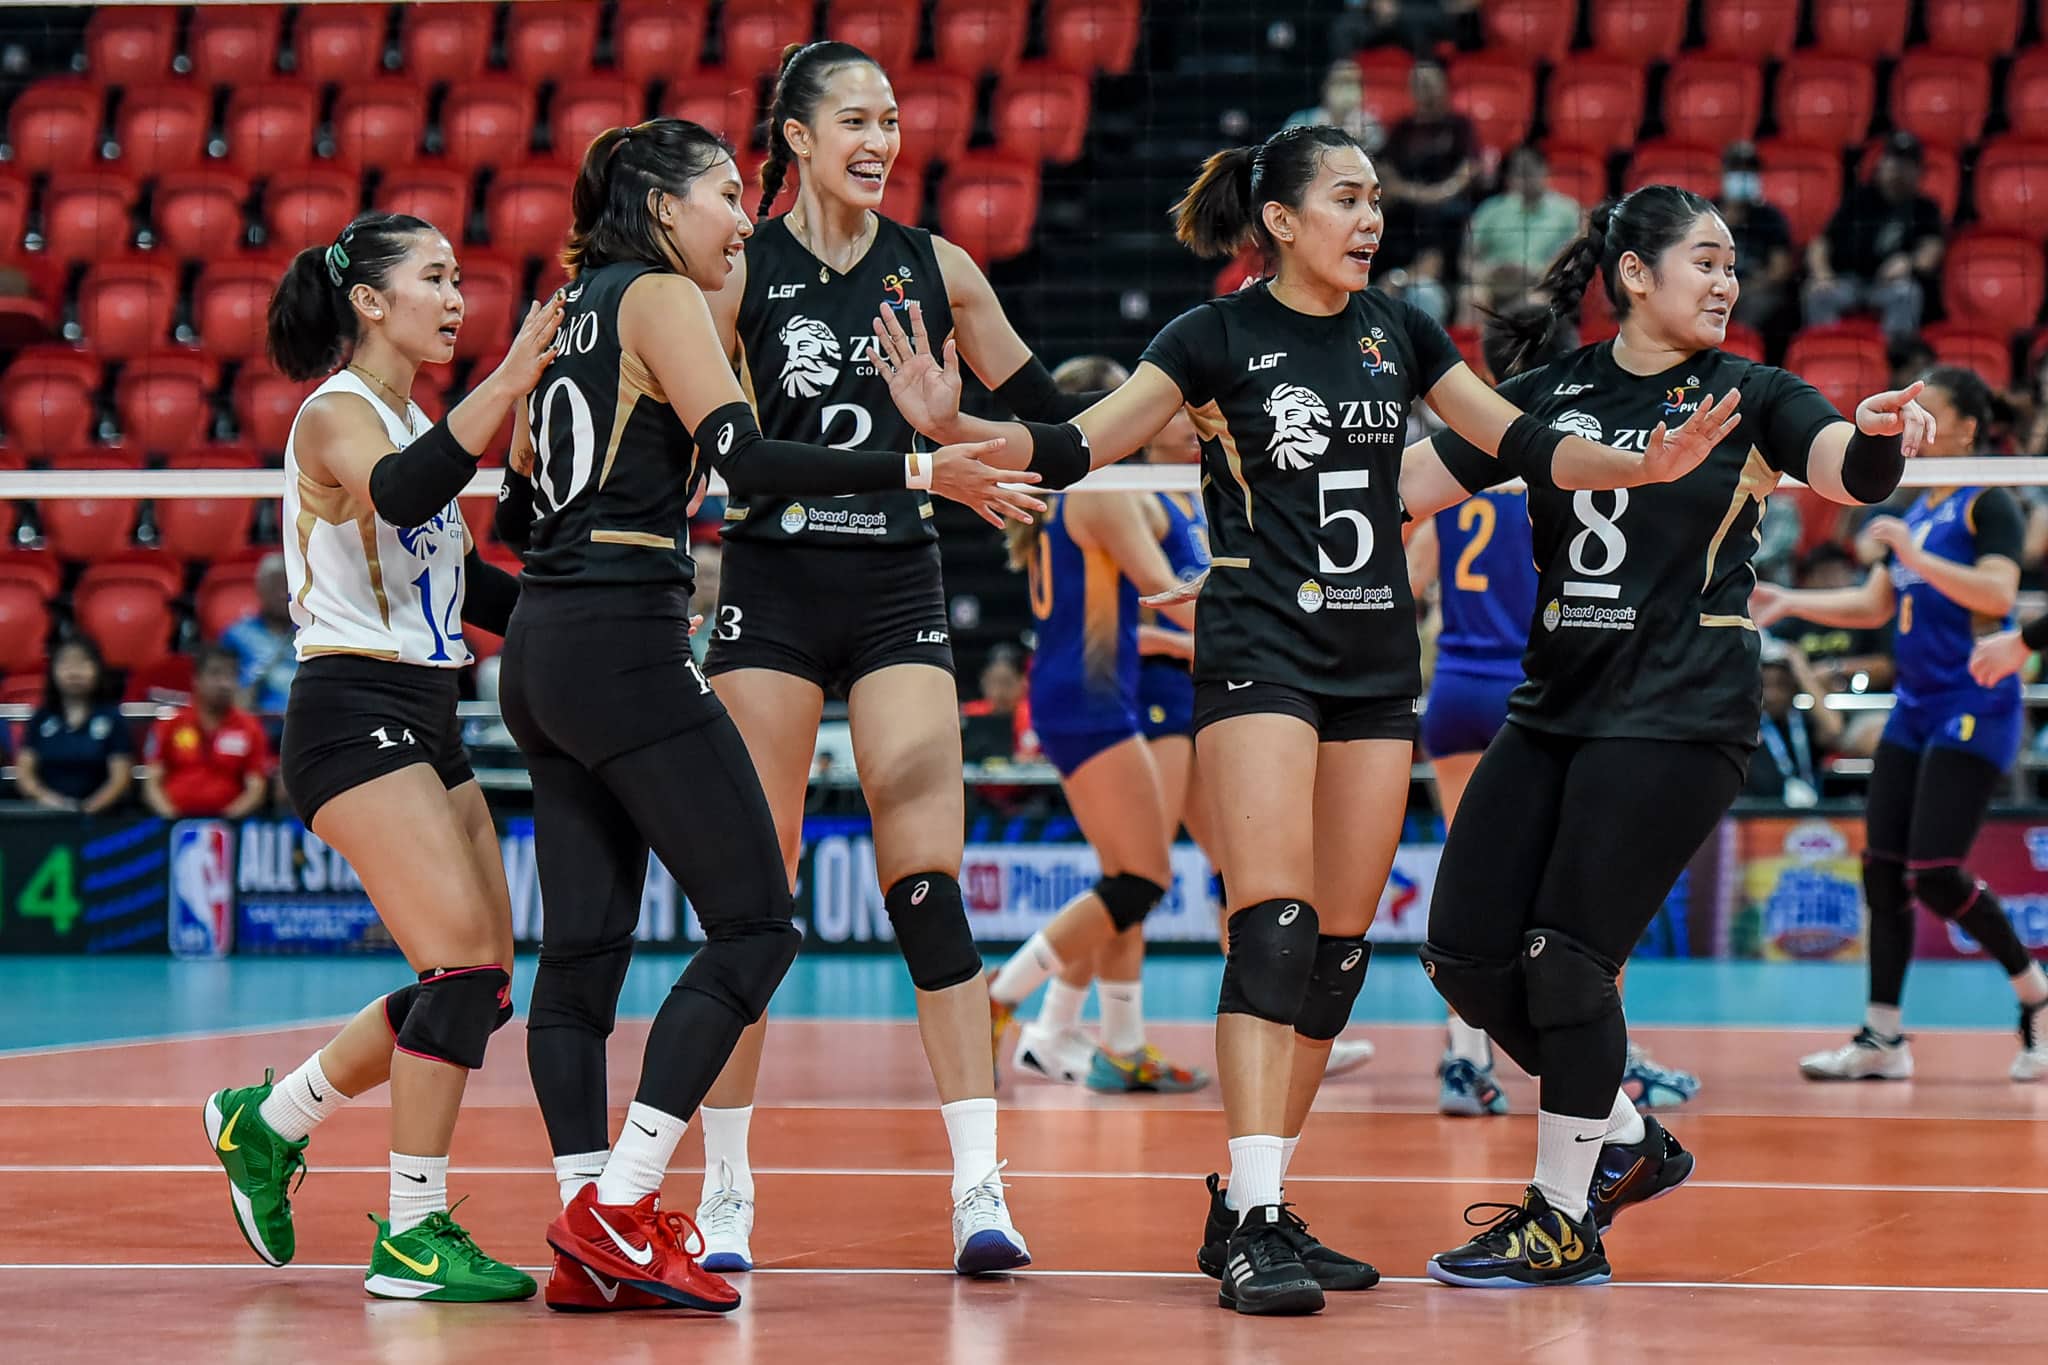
[920,500,935,518]
[300,644,402,662]
[1699,613,1758,630]
[1701,447,1779,593]
[1188,400,1252,531]
[591,529,678,549]
[1211,556,1252,568]
[596,350,661,492]
[295,470,389,627]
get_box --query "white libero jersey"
[282,369,472,668]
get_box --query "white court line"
[0,1016,353,1060]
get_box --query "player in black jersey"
[492,118,1037,1313]
[690,42,1101,1275]
[1398,185,1930,1288]
[873,127,1737,1315]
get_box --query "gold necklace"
[349,364,419,436]
[788,206,876,279]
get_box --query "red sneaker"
[543,1252,671,1313]
[546,1186,740,1313]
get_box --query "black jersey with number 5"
[724,215,950,548]
[1140,283,1463,699]
[1433,342,1843,749]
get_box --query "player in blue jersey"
[1753,366,2048,1083]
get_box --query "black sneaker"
[1194,1173,1377,1289]
[1587,1114,1695,1233]
[1217,1204,1325,1315]
[1426,1186,1610,1289]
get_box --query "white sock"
[699,1105,756,1201]
[595,1102,687,1206]
[1532,1111,1605,1220]
[1866,1003,1904,1039]
[1604,1086,1645,1146]
[1226,1135,1285,1219]
[389,1152,448,1235]
[257,1052,348,1143]
[940,1097,999,1203]
[2012,963,2048,1009]
[990,931,1064,1006]
[1100,979,1143,1054]
[1446,1015,1492,1066]
[553,1149,608,1207]
[1279,1134,1300,1195]
[1038,978,1088,1035]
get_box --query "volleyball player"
[689,41,1098,1274]
[203,212,559,1302]
[497,119,1036,1312]
[1395,186,1930,1288]
[1752,367,2048,1084]
[873,128,1738,1314]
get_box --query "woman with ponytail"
[1391,183,1934,1290]
[201,212,563,1303]
[875,128,1736,1315]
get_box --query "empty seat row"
[1478,0,2025,65]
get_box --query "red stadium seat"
[85,6,178,83]
[1355,48,1414,132]
[1927,0,2023,58]
[42,456,142,563]
[73,565,175,667]
[46,442,146,470]
[2012,49,2048,141]
[1045,0,1144,77]
[1701,0,1797,59]
[505,2,602,83]
[1448,56,1534,158]
[1625,142,1721,200]
[1889,54,1990,151]
[152,169,248,262]
[937,155,1038,264]
[232,366,314,452]
[1588,0,1684,61]
[77,261,177,358]
[194,259,288,362]
[894,70,976,163]
[400,2,492,84]
[450,254,520,359]
[992,68,1091,165]
[115,352,218,456]
[829,0,920,73]
[0,553,59,600]
[0,579,50,674]
[441,81,536,171]
[222,83,319,174]
[262,166,360,252]
[0,174,26,255]
[933,0,1029,78]
[664,82,757,144]
[734,148,799,219]
[7,79,104,176]
[881,160,927,225]
[1809,0,1909,59]
[1721,322,1765,363]
[722,0,814,81]
[40,171,138,264]
[1943,232,2046,334]
[196,561,261,642]
[1479,0,1573,66]
[112,82,209,176]
[1970,138,2048,236]
[1756,140,1843,248]
[487,164,575,261]
[124,651,194,706]
[156,448,261,561]
[2,348,101,457]
[1539,143,1608,210]
[1661,58,1763,153]
[550,80,640,164]
[375,166,472,239]
[0,672,45,708]
[1543,61,1645,155]
[1784,328,1889,422]
[189,5,286,86]
[1773,57,1876,149]
[293,4,390,84]
[330,82,427,169]
[1921,324,2013,389]
[614,1,709,88]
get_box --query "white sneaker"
[951,1162,1030,1275]
[1799,1027,1914,1080]
[2011,1003,2048,1081]
[1323,1036,1376,1077]
[1013,1022,1094,1083]
[695,1160,755,1271]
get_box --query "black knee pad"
[1419,940,1526,1037]
[1520,928,1620,1033]
[528,938,634,1038]
[383,982,419,1036]
[1295,936,1370,1041]
[1217,898,1320,1024]
[884,873,983,991]
[1862,850,1909,917]
[395,965,511,1070]
[1097,873,1168,932]
[1907,862,1978,920]
[698,915,802,1022]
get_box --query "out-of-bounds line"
[0,1016,352,1060]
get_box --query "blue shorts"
[1881,690,2023,771]
[1421,663,1518,758]
[1036,723,1141,778]
[1138,658,1194,741]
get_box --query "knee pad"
[884,873,983,991]
[1096,873,1168,933]
[1418,940,1526,1037]
[1862,850,1909,918]
[1217,899,1320,1024]
[395,965,511,1070]
[697,915,802,1022]
[1295,936,1370,1041]
[1520,928,1620,1033]
[1907,862,1979,920]
[528,938,634,1038]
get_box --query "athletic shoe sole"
[700,1251,753,1272]
[1594,1152,1697,1234]
[1218,1279,1325,1314]
[203,1092,285,1268]
[1425,1260,1612,1289]
[955,1229,1031,1275]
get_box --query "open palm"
[873,300,962,440]
[1642,390,1741,484]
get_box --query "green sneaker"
[203,1070,308,1267]
[365,1207,538,1302]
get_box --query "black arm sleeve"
[494,467,535,551]
[460,547,519,636]
[693,401,907,496]
[1430,368,1552,493]
[994,355,1103,420]
[1840,429,1905,504]
[1969,487,2025,564]
[366,419,481,529]
[2021,614,2048,651]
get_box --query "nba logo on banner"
[169,821,235,959]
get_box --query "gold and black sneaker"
[1426,1186,1610,1289]
[1588,1114,1695,1233]
[1195,1173,1378,1289]
[1217,1204,1325,1316]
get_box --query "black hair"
[1171,124,1367,260]
[1917,364,1995,445]
[565,117,736,277]
[1493,184,1720,377]
[758,40,884,221]
[193,642,240,679]
[1480,299,1573,381]
[1051,354,1129,392]
[266,210,438,381]
[43,634,106,711]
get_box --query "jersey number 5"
[1316,470,1374,575]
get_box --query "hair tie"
[323,240,349,288]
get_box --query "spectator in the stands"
[1377,60,1477,321]
[1465,145,1580,305]
[218,553,296,715]
[141,644,272,819]
[1719,143,1796,338]
[1803,131,1944,347]
[1746,638,1841,806]
[15,636,133,814]
[1331,0,1476,55]
[1770,545,1897,696]
[1283,58,1384,154]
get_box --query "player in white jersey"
[200,211,561,1303]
